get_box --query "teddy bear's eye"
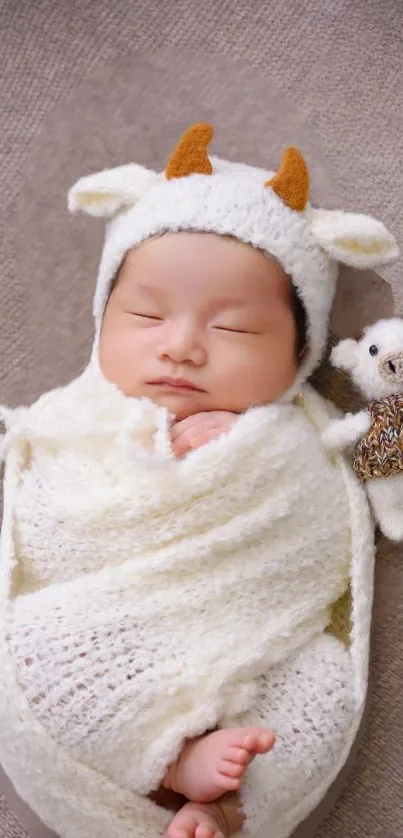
[369,345,379,356]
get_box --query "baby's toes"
[219,758,245,779]
[195,825,223,838]
[216,771,241,792]
[224,745,251,766]
[166,817,197,838]
[242,729,274,754]
[166,827,189,838]
[255,731,275,754]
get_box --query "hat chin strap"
[89,329,107,383]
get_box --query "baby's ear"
[330,338,359,372]
[68,163,159,218]
[308,208,399,269]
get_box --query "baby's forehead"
[121,233,288,289]
[117,260,290,318]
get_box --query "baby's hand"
[170,411,238,457]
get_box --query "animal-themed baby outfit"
[0,124,399,838]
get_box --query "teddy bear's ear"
[330,338,359,371]
[68,163,159,218]
[308,208,399,269]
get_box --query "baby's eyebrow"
[214,297,250,308]
[135,285,253,311]
[135,283,164,299]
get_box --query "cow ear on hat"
[308,208,399,268]
[68,163,159,218]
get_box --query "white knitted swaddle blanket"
[0,364,351,789]
[0,367,374,838]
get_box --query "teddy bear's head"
[331,318,403,400]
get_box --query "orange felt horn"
[265,147,309,212]
[165,123,213,180]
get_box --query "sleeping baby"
[0,123,399,838]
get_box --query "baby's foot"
[165,802,227,838]
[163,726,274,803]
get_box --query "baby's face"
[99,232,298,420]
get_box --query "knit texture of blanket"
[0,364,351,799]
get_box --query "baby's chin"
[149,391,257,421]
[142,384,241,421]
[150,391,212,421]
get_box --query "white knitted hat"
[68,123,399,393]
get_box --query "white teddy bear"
[323,318,403,542]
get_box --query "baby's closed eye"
[127,311,163,322]
[213,325,259,334]
[210,307,266,336]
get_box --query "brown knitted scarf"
[353,394,403,481]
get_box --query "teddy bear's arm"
[322,410,371,450]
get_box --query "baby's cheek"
[100,331,141,393]
[232,355,296,406]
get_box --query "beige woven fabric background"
[1,1,403,836]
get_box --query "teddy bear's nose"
[378,351,403,383]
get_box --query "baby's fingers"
[170,413,209,442]
[172,426,225,457]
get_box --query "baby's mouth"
[148,377,205,393]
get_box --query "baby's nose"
[378,350,403,384]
